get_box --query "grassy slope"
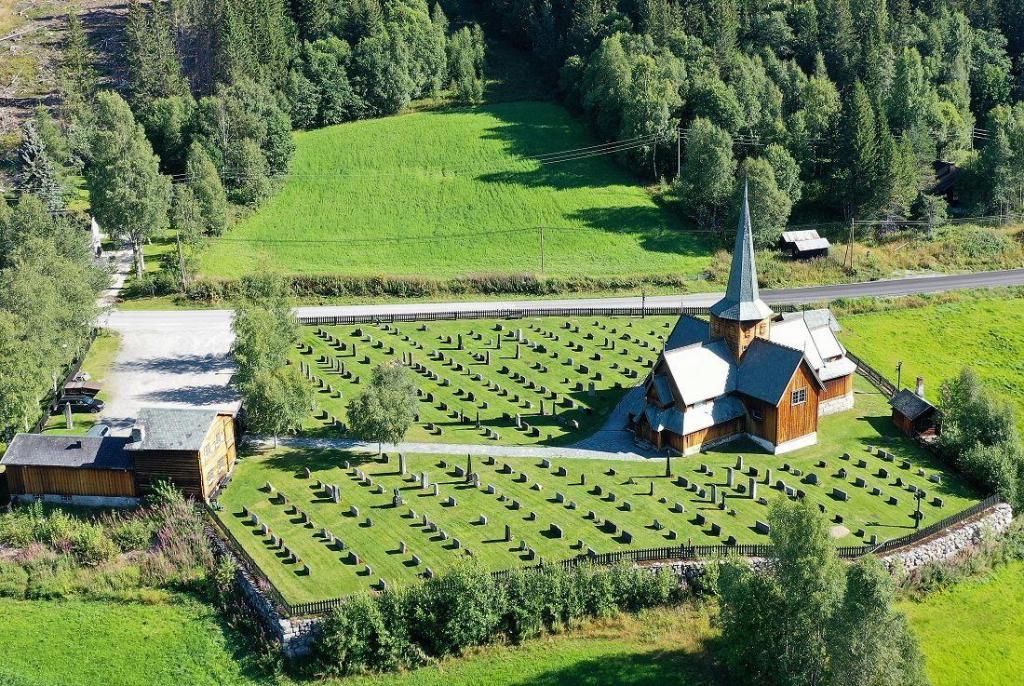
[198,102,712,280]
[839,298,1024,422]
[39,330,122,436]
[219,380,978,603]
[901,561,1024,686]
[0,597,271,686]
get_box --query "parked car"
[51,396,104,414]
[72,371,91,382]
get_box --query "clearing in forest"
[199,101,713,281]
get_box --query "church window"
[791,388,807,406]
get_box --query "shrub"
[316,592,417,676]
[108,516,155,552]
[410,561,501,657]
[500,569,546,643]
[70,523,119,565]
[0,561,29,598]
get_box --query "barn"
[2,434,137,506]
[779,229,830,259]
[1,407,237,506]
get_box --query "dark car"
[51,396,105,414]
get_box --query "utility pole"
[536,228,544,276]
[641,288,647,318]
[176,235,187,292]
[844,218,855,271]
[896,361,903,390]
[676,127,682,182]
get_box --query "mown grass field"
[839,297,1024,422]
[0,596,270,686]
[901,561,1024,686]
[198,101,713,280]
[218,382,977,603]
[294,315,675,444]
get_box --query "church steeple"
[709,182,774,359]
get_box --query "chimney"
[131,425,145,444]
[915,377,925,398]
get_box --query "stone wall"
[207,528,321,658]
[819,392,855,417]
[646,502,1014,584]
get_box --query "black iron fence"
[298,304,803,327]
[208,494,1004,618]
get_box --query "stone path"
[569,384,649,454]
[262,435,660,462]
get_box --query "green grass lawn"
[294,316,674,444]
[40,330,122,436]
[218,380,978,603]
[1,562,1018,686]
[901,561,1024,686]
[839,297,1024,422]
[198,101,714,280]
[0,596,271,686]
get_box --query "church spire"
[709,181,773,322]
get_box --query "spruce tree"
[16,121,65,213]
[837,81,880,216]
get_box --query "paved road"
[100,268,1024,429]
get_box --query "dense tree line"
[480,0,1024,239]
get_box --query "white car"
[73,371,92,382]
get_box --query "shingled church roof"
[709,182,774,322]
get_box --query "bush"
[0,561,29,598]
[70,523,120,565]
[108,516,156,552]
[410,561,501,658]
[312,561,688,677]
[123,270,178,298]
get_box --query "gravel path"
[258,436,659,462]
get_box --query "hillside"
[198,101,714,281]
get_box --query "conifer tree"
[837,81,880,216]
[16,121,65,213]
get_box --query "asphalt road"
[100,268,1024,430]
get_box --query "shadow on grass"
[504,646,720,686]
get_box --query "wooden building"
[779,229,830,259]
[1,408,236,506]
[632,185,855,456]
[127,408,237,501]
[1,434,137,506]
[889,383,937,438]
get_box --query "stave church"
[632,187,856,455]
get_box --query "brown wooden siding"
[745,397,778,443]
[133,414,236,501]
[776,362,820,444]
[666,417,745,452]
[821,374,853,401]
[6,465,136,498]
[710,316,770,360]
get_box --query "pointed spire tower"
[709,181,774,360]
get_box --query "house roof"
[643,394,746,436]
[770,313,854,381]
[651,374,675,405]
[793,238,831,252]
[889,389,936,421]
[662,340,737,406]
[665,315,711,351]
[126,407,220,452]
[736,339,810,404]
[0,434,132,470]
[780,229,822,243]
[709,182,774,322]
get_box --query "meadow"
[292,315,677,444]
[839,297,1024,422]
[217,382,977,604]
[2,562,1020,686]
[198,101,714,280]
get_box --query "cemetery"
[216,385,980,604]
[291,314,679,444]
